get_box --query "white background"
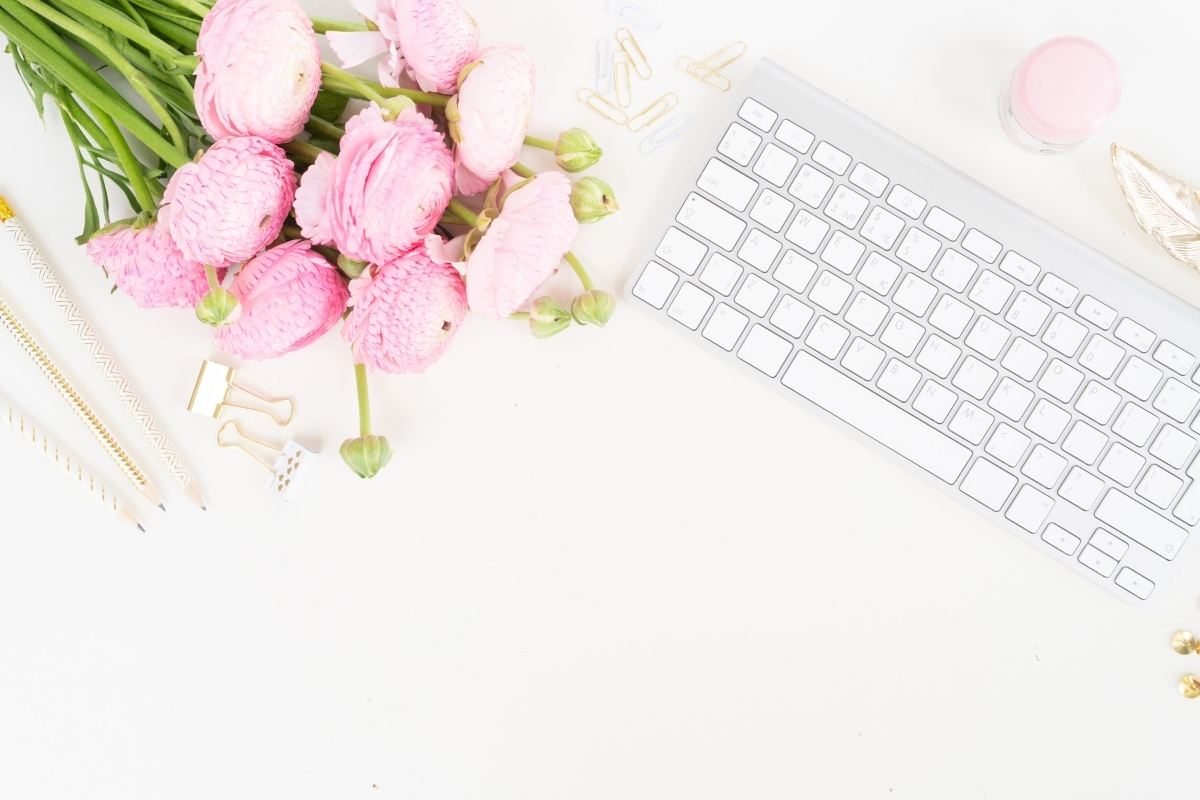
[1,0,1199,797]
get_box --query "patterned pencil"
[0,194,205,509]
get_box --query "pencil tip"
[158,503,166,511]
[138,524,145,532]
[201,506,207,511]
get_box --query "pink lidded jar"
[999,36,1121,154]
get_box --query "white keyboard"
[626,59,1200,605]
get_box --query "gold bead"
[1180,675,1200,699]
[1172,631,1198,655]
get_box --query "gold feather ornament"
[1111,143,1200,271]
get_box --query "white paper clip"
[577,88,629,125]
[606,0,661,31]
[597,37,614,94]
[628,92,679,133]
[640,113,691,154]
[218,421,318,502]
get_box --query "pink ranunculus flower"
[293,104,454,266]
[327,0,479,94]
[214,240,350,360]
[85,222,216,309]
[162,136,295,267]
[342,242,467,374]
[428,171,578,319]
[194,0,321,143]
[448,45,535,195]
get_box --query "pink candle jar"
[999,36,1121,154]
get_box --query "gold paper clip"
[677,41,747,91]
[615,27,652,80]
[606,0,661,32]
[640,113,692,154]
[217,421,318,502]
[613,51,632,108]
[628,92,679,133]
[188,359,295,426]
[577,88,629,126]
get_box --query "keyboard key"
[925,207,964,241]
[897,228,941,271]
[782,352,971,483]
[952,356,998,400]
[928,295,975,338]
[841,337,887,380]
[677,193,747,250]
[656,227,708,275]
[809,271,854,314]
[1022,445,1068,488]
[1112,403,1159,447]
[999,251,1041,286]
[812,141,851,175]
[1115,567,1154,600]
[1006,485,1054,532]
[1173,483,1200,526]
[1078,335,1126,379]
[878,358,922,401]
[1037,273,1079,307]
[770,295,814,337]
[698,158,758,211]
[1154,341,1195,375]
[968,270,1015,314]
[965,317,1011,360]
[844,292,889,336]
[860,207,905,250]
[1001,338,1047,381]
[788,165,835,208]
[735,274,779,316]
[1089,530,1129,561]
[1079,545,1118,578]
[784,210,830,253]
[988,378,1035,421]
[949,402,995,445]
[857,252,903,296]
[1114,318,1155,352]
[805,316,850,359]
[1157,378,1200,423]
[1025,399,1071,443]
[717,122,762,166]
[893,274,938,317]
[916,335,962,379]
[774,250,818,293]
[1042,524,1081,555]
[752,143,798,188]
[1098,443,1145,487]
[1006,292,1053,336]
[1136,465,1183,509]
[738,325,792,377]
[702,303,749,350]
[932,250,978,293]
[961,459,1018,511]
[824,186,870,228]
[738,230,783,272]
[699,253,743,295]
[749,189,795,232]
[821,232,866,274]
[738,98,777,131]
[913,380,958,423]
[849,163,888,197]
[1058,467,1105,510]
[632,262,678,308]
[986,423,1031,467]
[1096,490,1188,560]
[1116,358,1163,401]
[886,184,927,219]
[667,282,714,330]
[775,120,814,153]
[1061,421,1107,465]
[962,229,1002,263]
[880,313,925,357]
[1076,296,1117,330]
[1075,381,1121,425]
[1038,359,1085,403]
[1041,313,1088,357]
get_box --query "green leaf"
[310,89,349,123]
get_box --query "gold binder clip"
[577,88,629,125]
[217,421,318,502]
[615,27,652,80]
[628,92,679,133]
[188,359,294,426]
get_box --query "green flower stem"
[139,9,197,47]
[279,138,322,165]
[523,135,556,151]
[91,104,157,212]
[204,264,219,292]
[145,0,207,19]
[0,6,187,167]
[60,92,112,153]
[46,0,187,63]
[564,251,594,292]
[305,114,345,141]
[354,361,371,437]
[0,0,107,91]
[322,68,451,108]
[511,162,536,179]
[321,61,387,105]
[111,0,148,31]
[447,199,480,227]
[508,311,531,321]
[310,16,369,33]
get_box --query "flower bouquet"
[0,0,619,478]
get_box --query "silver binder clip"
[640,113,691,154]
[597,37,614,94]
[606,0,661,31]
[188,359,295,426]
[218,421,318,502]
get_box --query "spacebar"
[781,352,972,484]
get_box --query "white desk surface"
[1,0,1198,796]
